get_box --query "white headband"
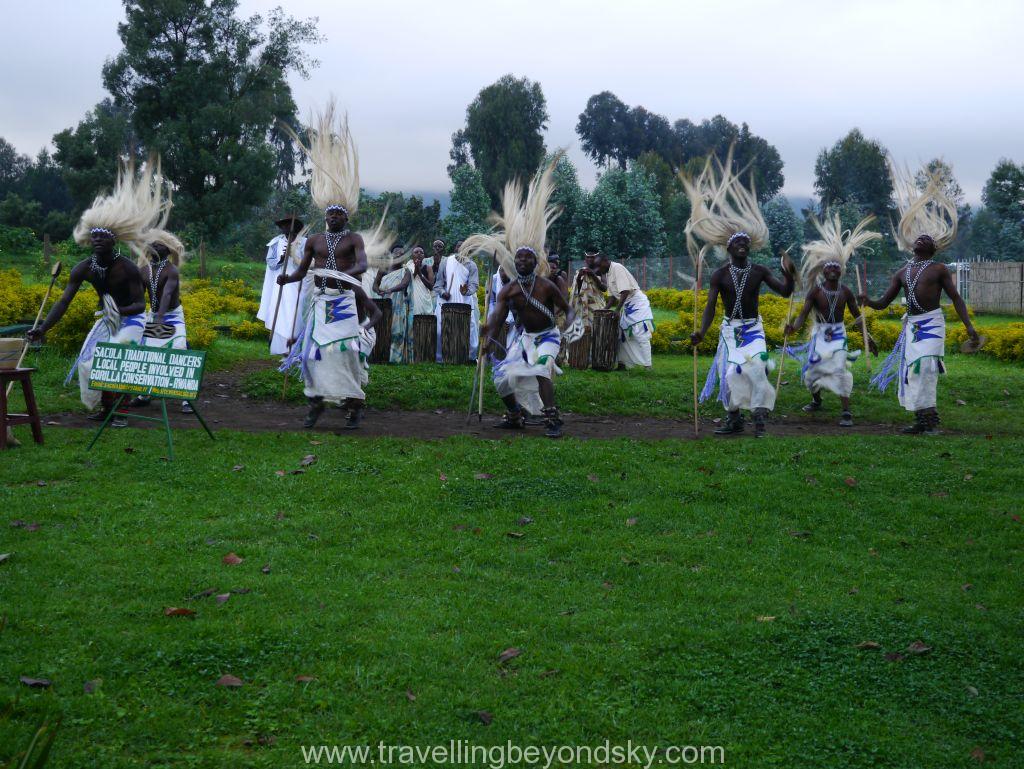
[325,205,348,215]
[90,227,115,237]
[727,231,750,247]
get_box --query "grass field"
[3,261,1023,767]
[10,344,1024,437]
[2,431,1022,768]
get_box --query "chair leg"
[21,375,43,445]
[0,379,8,450]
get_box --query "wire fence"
[557,256,1024,315]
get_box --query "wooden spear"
[7,260,62,398]
[691,250,704,437]
[774,250,798,393]
[855,263,872,374]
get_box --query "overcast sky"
[3,0,1022,203]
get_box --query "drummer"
[433,239,480,362]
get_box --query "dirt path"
[42,361,916,441]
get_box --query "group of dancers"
[24,99,980,438]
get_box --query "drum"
[370,298,392,364]
[440,302,472,364]
[591,309,619,371]
[413,314,436,363]
[566,330,593,370]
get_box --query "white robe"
[281,270,369,403]
[801,320,859,398]
[899,309,946,412]
[142,305,187,351]
[492,326,562,400]
[67,294,146,409]
[406,261,435,316]
[257,235,309,354]
[606,261,654,368]
[702,317,776,412]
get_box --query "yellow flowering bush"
[0,269,46,325]
[230,319,270,340]
[44,294,102,354]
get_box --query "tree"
[571,167,665,260]
[443,164,490,245]
[102,0,321,240]
[53,99,139,212]
[813,129,894,219]
[354,192,441,247]
[0,138,30,199]
[456,75,548,207]
[758,196,803,261]
[546,154,583,255]
[674,116,784,202]
[982,159,1024,226]
[576,91,633,169]
[446,129,471,177]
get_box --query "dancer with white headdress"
[861,164,979,434]
[278,100,392,429]
[27,160,158,427]
[469,155,580,438]
[127,166,196,413]
[685,147,796,437]
[784,213,879,426]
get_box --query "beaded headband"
[325,205,348,215]
[727,231,750,247]
[90,227,115,237]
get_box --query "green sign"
[88,343,206,399]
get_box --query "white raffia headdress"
[127,156,187,266]
[681,144,769,266]
[891,162,958,254]
[284,98,360,215]
[73,158,164,248]
[359,205,399,269]
[458,152,563,278]
[800,212,881,286]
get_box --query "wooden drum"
[370,297,392,364]
[566,330,593,370]
[440,302,472,364]
[591,309,619,371]
[413,314,436,363]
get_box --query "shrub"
[0,269,46,325]
[0,225,38,254]
[46,293,101,354]
[230,319,270,340]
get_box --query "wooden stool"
[1,367,44,449]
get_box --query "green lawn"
[11,344,1024,436]
[241,353,1024,434]
[1,431,1021,767]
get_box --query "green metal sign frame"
[86,342,214,459]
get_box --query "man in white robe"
[433,240,480,362]
[257,216,308,354]
[595,255,654,369]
